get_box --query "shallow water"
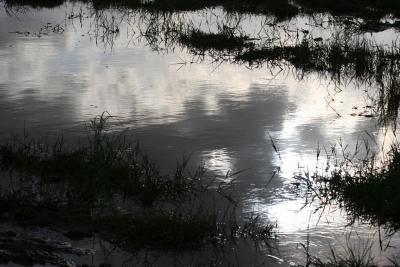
[0,2,400,266]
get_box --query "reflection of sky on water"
[1,4,400,264]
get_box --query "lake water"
[0,2,399,266]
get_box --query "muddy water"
[0,2,399,266]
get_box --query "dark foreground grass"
[0,113,275,266]
[295,143,400,235]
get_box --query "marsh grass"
[0,113,275,259]
[178,28,254,53]
[294,140,400,235]
[236,34,399,80]
[0,113,207,206]
[235,35,400,127]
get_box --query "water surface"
[0,2,399,266]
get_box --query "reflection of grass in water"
[294,141,400,235]
[0,113,275,263]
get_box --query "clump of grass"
[0,112,206,206]
[178,28,254,53]
[235,35,388,77]
[294,142,400,234]
[236,38,322,71]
